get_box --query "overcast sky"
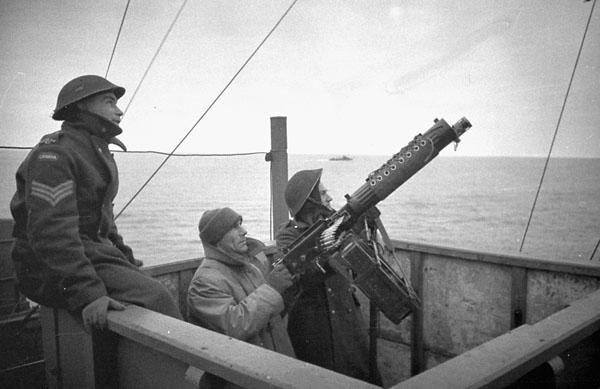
[1,0,598,157]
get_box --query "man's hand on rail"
[82,296,126,333]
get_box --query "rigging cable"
[105,0,131,79]
[518,0,597,253]
[0,145,265,157]
[0,146,32,150]
[115,0,300,220]
[122,0,189,116]
[114,150,265,157]
[590,238,600,261]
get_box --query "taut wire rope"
[519,0,596,253]
[122,0,189,116]
[0,145,265,158]
[105,0,131,78]
[115,0,300,220]
[113,150,265,157]
[590,238,600,261]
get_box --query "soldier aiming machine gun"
[275,117,472,324]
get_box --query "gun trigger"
[454,139,461,151]
[315,258,326,274]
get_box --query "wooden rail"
[29,237,600,388]
[39,274,600,388]
[95,240,600,387]
[109,305,379,389]
[391,288,600,388]
[382,238,600,376]
[41,304,379,389]
[391,239,600,277]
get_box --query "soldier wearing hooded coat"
[188,208,295,354]
[188,207,295,388]
[10,75,181,331]
[275,169,382,385]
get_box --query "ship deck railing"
[36,239,600,388]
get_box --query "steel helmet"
[285,169,322,217]
[52,75,125,120]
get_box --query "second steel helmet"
[52,75,125,121]
[285,169,322,217]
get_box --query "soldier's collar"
[202,242,257,267]
[108,137,127,151]
[64,111,128,151]
[68,111,124,140]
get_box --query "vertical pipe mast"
[269,117,289,235]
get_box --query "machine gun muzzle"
[336,117,472,231]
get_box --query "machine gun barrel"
[336,117,471,231]
[276,117,472,277]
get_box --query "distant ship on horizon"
[329,155,352,161]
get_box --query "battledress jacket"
[276,219,379,384]
[187,238,295,358]
[10,112,178,316]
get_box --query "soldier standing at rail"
[10,75,182,332]
[276,169,382,385]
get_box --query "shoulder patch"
[37,152,59,161]
[31,180,74,207]
[38,132,62,145]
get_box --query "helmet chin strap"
[306,196,333,211]
[297,198,334,225]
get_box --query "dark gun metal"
[338,117,471,232]
[275,117,472,323]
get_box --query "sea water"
[1,149,599,265]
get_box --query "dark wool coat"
[276,219,381,385]
[10,112,180,318]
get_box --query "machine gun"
[275,117,472,324]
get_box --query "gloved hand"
[364,206,381,225]
[265,263,294,295]
[82,296,126,333]
[353,206,381,234]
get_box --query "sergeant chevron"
[31,180,74,206]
